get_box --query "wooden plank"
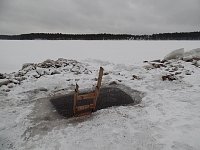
[77,92,96,100]
[96,67,104,89]
[75,83,79,93]
[93,67,104,109]
[76,104,95,111]
[73,83,79,114]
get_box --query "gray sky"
[0,0,200,34]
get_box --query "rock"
[163,48,184,61]
[38,87,48,92]
[0,73,6,79]
[5,89,10,92]
[33,74,40,79]
[177,64,184,68]
[55,63,62,68]
[104,72,109,75]
[11,79,20,84]
[169,67,178,72]
[1,85,9,92]
[8,83,15,88]
[22,63,34,70]
[196,60,200,67]
[16,71,25,77]
[175,72,182,75]
[143,64,154,70]
[185,70,192,75]
[51,70,61,75]
[0,79,10,87]
[132,75,140,80]
[162,74,177,81]
[0,91,8,96]
[44,70,51,75]
[38,59,55,68]
[14,76,26,82]
[150,59,161,63]
[109,81,118,85]
[151,63,166,68]
[36,67,45,76]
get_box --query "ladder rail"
[94,67,104,109]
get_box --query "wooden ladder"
[73,67,104,117]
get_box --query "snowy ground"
[0,41,200,150]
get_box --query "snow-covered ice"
[1,40,200,73]
[0,41,200,150]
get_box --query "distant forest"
[0,31,200,40]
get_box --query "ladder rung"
[77,93,96,100]
[76,104,95,111]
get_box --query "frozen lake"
[0,40,200,73]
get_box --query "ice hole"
[50,84,144,118]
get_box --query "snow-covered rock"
[0,73,6,79]
[7,83,15,88]
[38,59,55,68]
[0,79,10,87]
[51,70,61,75]
[10,79,20,84]
[0,85,10,92]
[22,63,35,70]
[163,48,184,60]
[196,60,200,67]
[36,67,46,76]
[14,76,26,82]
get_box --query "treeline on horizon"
[0,31,200,40]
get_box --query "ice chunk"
[183,48,200,61]
[36,67,46,76]
[163,48,184,60]
[196,60,200,67]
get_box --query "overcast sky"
[0,0,199,34]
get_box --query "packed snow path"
[0,55,200,150]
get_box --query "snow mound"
[163,48,184,60]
